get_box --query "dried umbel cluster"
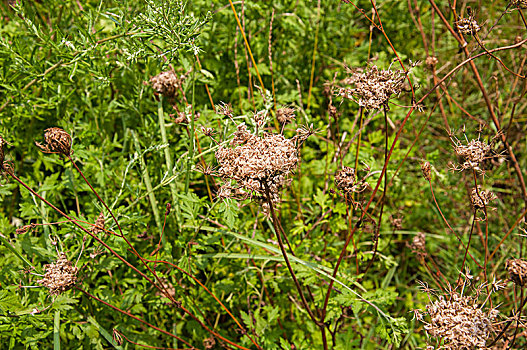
[91,212,105,235]
[470,187,497,210]
[510,0,527,9]
[37,253,78,295]
[506,258,527,286]
[409,232,426,255]
[335,65,408,110]
[422,292,498,349]
[213,121,301,213]
[455,16,481,36]
[35,128,72,156]
[425,56,439,67]
[150,70,186,100]
[276,107,295,124]
[449,133,495,172]
[421,161,432,181]
[334,166,369,196]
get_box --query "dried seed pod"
[506,258,527,286]
[37,252,78,295]
[91,212,105,235]
[410,232,426,253]
[421,162,432,181]
[454,16,481,36]
[276,107,296,124]
[35,128,72,156]
[470,186,496,210]
[150,70,183,100]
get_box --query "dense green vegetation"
[1,0,527,348]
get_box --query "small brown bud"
[421,162,432,181]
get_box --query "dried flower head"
[455,15,481,36]
[276,107,296,124]
[506,258,527,286]
[470,187,497,210]
[335,166,368,196]
[35,128,72,156]
[215,123,299,211]
[335,65,408,110]
[150,70,185,100]
[510,0,527,9]
[449,129,499,173]
[419,275,501,350]
[200,126,216,137]
[421,161,432,181]
[425,56,439,67]
[37,253,78,295]
[91,212,105,235]
[295,123,318,144]
[409,232,426,255]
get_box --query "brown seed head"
[150,70,184,99]
[410,232,426,253]
[421,161,432,181]
[335,65,407,110]
[276,107,296,124]
[36,128,72,156]
[425,56,438,67]
[510,0,527,9]
[422,292,498,349]
[506,258,527,286]
[455,16,481,36]
[37,252,78,295]
[453,138,491,171]
[91,212,105,235]
[335,166,368,195]
[470,186,496,210]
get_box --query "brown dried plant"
[150,70,187,100]
[37,252,79,296]
[334,64,413,110]
[417,275,503,349]
[35,127,72,156]
[506,258,527,286]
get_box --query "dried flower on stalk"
[35,128,72,156]
[421,161,432,181]
[506,258,527,286]
[455,13,481,36]
[509,0,527,9]
[276,107,296,124]
[449,130,500,173]
[417,277,500,349]
[425,56,438,67]
[150,70,186,100]
[91,212,105,235]
[409,232,426,256]
[213,116,305,215]
[334,166,369,196]
[470,187,497,210]
[335,65,409,110]
[37,253,78,295]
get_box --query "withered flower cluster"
[35,127,72,156]
[423,292,498,349]
[506,258,527,286]
[509,0,527,9]
[91,212,105,235]
[150,70,186,100]
[409,232,426,255]
[334,166,369,196]
[470,186,497,210]
[449,132,496,173]
[335,65,408,110]
[276,107,296,124]
[209,109,312,215]
[37,253,78,296]
[455,15,481,36]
